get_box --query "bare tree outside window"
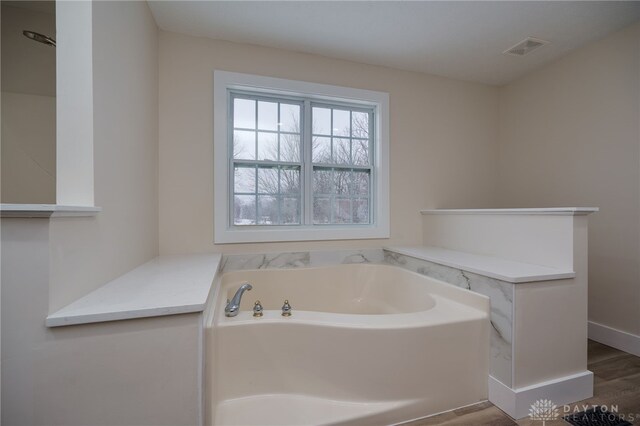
[311,106,371,224]
[232,97,303,225]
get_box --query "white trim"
[196,315,204,426]
[420,208,598,216]
[588,321,640,357]
[56,1,95,206]
[214,71,389,244]
[303,98,313,226]
[0,204,101,218]
[488,372,593,420]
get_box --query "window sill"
[0,204,102,218]
[215,224,389,244]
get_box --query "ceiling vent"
[503,37,549,56]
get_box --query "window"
[214,71,389,243]
[231,95,303,226]
[310,105,372,225]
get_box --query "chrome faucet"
[225,282,252,317]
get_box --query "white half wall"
[1,219,201,425]
[422,213,574,269]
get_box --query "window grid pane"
[233,163,302,226]
[311,106,372,168]
[312,166,371,225]
[231,93,373,227]
[233,96,302,164]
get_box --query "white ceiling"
[148,1,640,86]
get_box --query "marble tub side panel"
[383,250,514,387]
[221,252,311,272]
[222,249,386,273]
[382,251,470,288]
[309,248,386,266]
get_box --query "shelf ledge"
[46,254,222,327]
[0,204,102,218]
[420,207,598,216]
[384,246,576,283]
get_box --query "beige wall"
[48,0,159,311]
[158,31,500,255]
[1,4,56,203]
[1,92,56,203]
[497,22,640,336]
[1,3,56,97]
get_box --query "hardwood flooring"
[403,340,640,426]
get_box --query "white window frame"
[214,71,389,244]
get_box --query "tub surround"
[218,241,583,394]
[383,250,514,387]
[36,207,596,423]
[46,254,221,327]
[45,249,383,329]
[221,248,515,387]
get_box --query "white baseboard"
[488,371,593,420]
[588,321,640,357]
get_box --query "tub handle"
[281,300,292,317]
[253,300,263,317]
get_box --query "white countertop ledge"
[46,254,222,327]
[384,246,575,283]
[420,207,598,216]
[1,204,102,218]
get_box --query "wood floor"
[404,340,640,426]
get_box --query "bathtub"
[206,263,489,426]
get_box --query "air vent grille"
[503,37,549,56]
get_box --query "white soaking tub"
[206,263,489,426]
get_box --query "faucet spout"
[225,282,252,317]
